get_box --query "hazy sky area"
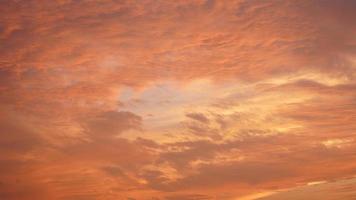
[0,0,356,199]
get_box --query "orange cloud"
[0,0,355,199]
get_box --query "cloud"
[85,111,142,139]
[165,194,212,200]
[186,113,210,124]
[0,0,355,199]
[259,178,356,200]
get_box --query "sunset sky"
[0,0,356,199]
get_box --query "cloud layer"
[0,0,355,199]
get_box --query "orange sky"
[0,0,356,199]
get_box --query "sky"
[0,0,356,199]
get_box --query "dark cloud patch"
[165,194,212,200]
[102,165,125,177]
[173,161,294,188]
[85,111,142,139]
[0,106,45,156]
[159,140,219,169]
[186,113,210,124]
